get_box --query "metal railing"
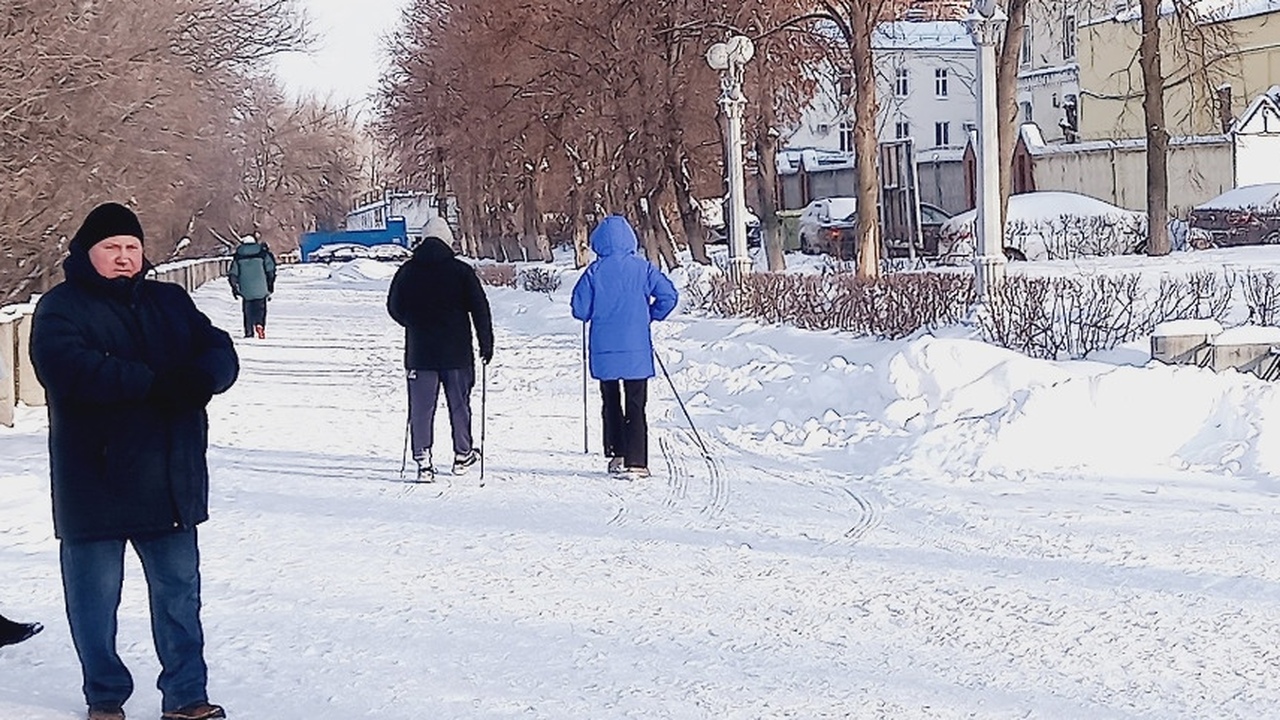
[0,257,230,426]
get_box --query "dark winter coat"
[228,241,277,301]
[29,250,239,542]
[386,237,494,370]
[571,216,678,380]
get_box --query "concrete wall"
[1028,137,1233,215]
[0,257,230,426]
[1079,8,1280,140]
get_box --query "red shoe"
[254,324,265,339]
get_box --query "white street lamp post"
[966,0,1008,304]
[707,35,755,284]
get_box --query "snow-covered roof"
[1153,318,1224,337]
[775,147,856,176]
[1232,87,1280,133]
[1195,182,1280,210]
[1211,324,1280,345]
[1106,0,1280,24]
[872,21,974,51]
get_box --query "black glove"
[149,366,215,410]
[481,347,493,365]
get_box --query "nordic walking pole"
[479,359,487,485]
[654,349,710,459]
[399,402,410,481]
[581,322,589,454]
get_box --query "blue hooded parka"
[570,216,678,380]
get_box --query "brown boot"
[86,707,125,720]
[161,703,225,720]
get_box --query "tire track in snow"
[840,485,881,544]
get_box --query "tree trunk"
[997,0,1029,225]
[1141,0,1170,256]
[851,2,882,280]
[755,74,786,272]
[666,143,710,264]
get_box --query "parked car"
[309,242,411,263]
[700,197,762,247]
[1188,183,1280,248]
[797,196,859,257]
[884,202,953,258]
[937,191,1146,263]
[796,196,951,259]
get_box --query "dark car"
[797,197,859,258]
[797,197,950,259]
[883,202,953,258]
[1188,183,1280,248]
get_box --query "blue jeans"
[60,528,209,713]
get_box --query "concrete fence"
[0,257,230,427]
[1151,320,1280,381]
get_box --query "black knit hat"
[69,202,144,254]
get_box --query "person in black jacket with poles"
[29,202,238,720]
[387,217,494,481]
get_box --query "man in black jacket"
[387,217,494,480]
[29,202,238,720]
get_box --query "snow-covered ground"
[4,248,1280,719]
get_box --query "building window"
[935,68,949,97]
[895,67,909,97]
[1021,101,1034,123]
[839,120,854,152]
[895,120,910,139]
[1062,11,1077,60]
[1020,21,1033,65]
[934,121,951,146]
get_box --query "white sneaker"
[623,466,650,479]
[414,454,435,482]
[452,449,481,475]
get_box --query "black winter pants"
[241,298,267,337]
[408,367,474,462]
[600,379,648,469]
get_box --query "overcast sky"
[272,0,410,119]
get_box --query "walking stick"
[582,322,589,454]
[479,359,487,485]
[654,349,711,459]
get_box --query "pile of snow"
[938,191,1145,262]
[327,258,399,283]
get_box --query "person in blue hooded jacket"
[570,215,678,477]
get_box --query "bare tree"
[1140,0,1171,255]
[812,0,911,281]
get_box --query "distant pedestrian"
[0,612,41,648]
[571,215,678,478]
[387,216,494,480]
[29,201,239,720]
[227,233,276,339]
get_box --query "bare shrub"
[475,264,517,288]
[693,270,974,339]
[1242,270,1280,326]
[519,267,562,294]
[980,270,1237,359]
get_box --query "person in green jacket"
[227,234,277,339]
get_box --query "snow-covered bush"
[518,267,562,294]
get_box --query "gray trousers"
[408,367,474,462]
